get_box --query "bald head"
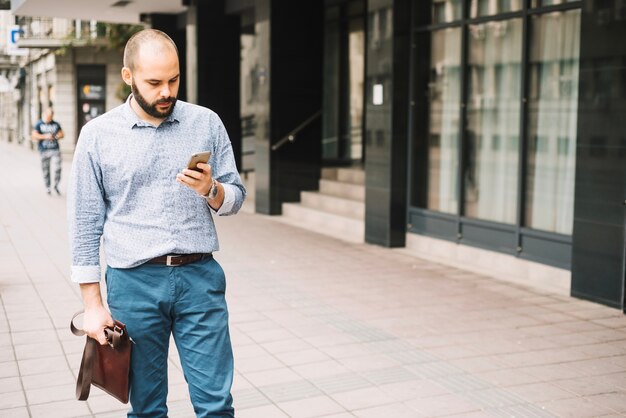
[123,29,178,71]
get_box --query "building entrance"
[322,0,365,166]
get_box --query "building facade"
[8,0,626,310]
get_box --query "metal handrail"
[271,110,322,151]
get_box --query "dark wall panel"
[571,0,626,309]
[254,0,323,214]
[196,0,242,170]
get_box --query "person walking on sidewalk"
[68,29,246,418]
[32,108,64,195]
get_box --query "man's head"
[43,108,53,123]
[121,29,180,120]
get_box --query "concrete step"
[321,167,365,185]
[280,203,364,243]
[300,191,365,220]
[319,179,365,202]
[336,168,365,185]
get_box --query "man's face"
[131,80,177,119]
[43,110,53,123]
[128,46,180,120]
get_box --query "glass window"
[465,19,522,224]
[532,0,578,7]
[470,0,522,17]
[432,0,463,23]
[322,15,340,160]
[525,10,580,235]
[426,28,462,214]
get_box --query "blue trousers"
[106,256,234,418]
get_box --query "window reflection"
[427,28,462,214]
[465,19,522,224]
[525,10,580,235]
[470,0,522,17]
[432,0,462,23]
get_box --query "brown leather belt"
[147,253,212,267]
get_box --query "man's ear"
[121,67,133,86]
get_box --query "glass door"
[322,1,365,165]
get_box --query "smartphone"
[186,151,212,172]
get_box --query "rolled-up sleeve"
[68,125,106,283]
[211,113,246,216]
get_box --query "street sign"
[7,25,28,56]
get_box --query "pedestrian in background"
[31,108,64,195]
[68,28,245,417]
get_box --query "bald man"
[68,29,245,417]
[32,108,64,194]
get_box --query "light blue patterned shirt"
[68,97,246,283]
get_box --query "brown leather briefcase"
[70,311,132,404]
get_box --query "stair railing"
[271,110,322,151]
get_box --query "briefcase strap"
[76,337,96,400]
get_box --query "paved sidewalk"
[1,140,626,418]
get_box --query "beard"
[131,82,177,119]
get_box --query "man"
[32,108,64,194]
[68,29,245,417]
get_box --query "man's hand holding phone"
[177,151,224,209]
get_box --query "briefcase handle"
[70,311,128,348]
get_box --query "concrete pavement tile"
[85,394,129,417]
[18,355,69,376]
[474,368,539,387]
[25,383,75,405]
[447,357,508,373]
[331,386,394,411]
[260,338,313,354]
[353,403,425,417]
[236,404,290,418]
[0,361,18,378]
[232,374,254,391]
[592,317,626,329]
[0,390,25,409]
[339,354,401,373]
[243,367,302,387]
[0,407,29,418]
[167,382,191,403]
[0,349,14,363]
[378,379,450,402]
[276,395,346,418]
[507,382,575,402]
[556,375,626,396]
[0,333,11,348]
[539,397,616,417]
[234,353,285,373]
[569,358,626,376]
[291,360,351,380]
[229,328,255,347]
[7,317,54,333]
[0,377,20,394]
[406,393,482,417]
[61,338,86,355]
[21,369,75,390]
[578,343,626,357]
[246,327,297,344]
[522,363,587,380]
[234,342,270,359]
[29,399,91,418]
[14,340,64,360]
[586,392,626,413]
[580,329,626,344]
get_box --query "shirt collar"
[123,94,181,128]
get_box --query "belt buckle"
[166,255,179,266]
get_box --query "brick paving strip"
[1,140,626,417]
